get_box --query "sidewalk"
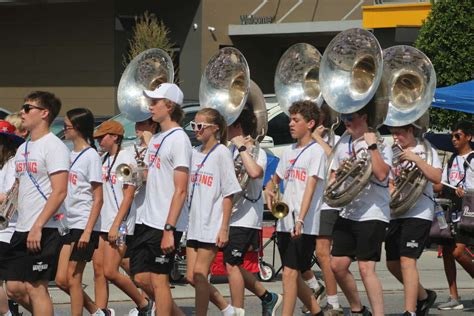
[49,242,474,304]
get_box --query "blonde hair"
[197,108,228,145]
[5,112,26,133]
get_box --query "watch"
[164,224,176,232]
[367,143,378,151]
[238,145,247,153]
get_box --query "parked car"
[0,107,12,120]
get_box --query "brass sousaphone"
[199,47,268,200]
[379,45,436,216]
[115,48,175,187]
[321,28,386,208]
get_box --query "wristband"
[296,219,305,227]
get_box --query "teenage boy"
[433,120,474,310]
[225,107,282,316]
[130,83,191,316]
[329,104,392,316]
[4,91,69,315]
[386,124,441,316]
[265,100,326,316]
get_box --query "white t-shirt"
[390,144,441,221]
[331,134,392,223]
[465,161,474,190]
[442,151,474,188]
[141,128,192,232]
[230,145,267,229]
[187,144,241,243]
[99,149,137,235]
[14,133,70,232]
[0,157,17,243]
[126,144,148,225]
[65,148,103,230]
[276,142,327,235]
[320,134,342,212]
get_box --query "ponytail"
[66,108,96,150]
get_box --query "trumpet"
[115,163,146,190]
[271,182,289,219]
[0,181,19,230]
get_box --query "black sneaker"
[416,289,437,316]
[137,298,153,316]
[351,305,372,316]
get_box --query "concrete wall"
[0,0,115,115]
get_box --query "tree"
[123,11,174,66]
[415,0,474,130]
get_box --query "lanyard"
[188,143,220,209]
[69,147,92,171]
[286,141,317,176]
[348,136,353,156]
[107,154,121,211]
[148,128,181,168]
[24,141,47,201]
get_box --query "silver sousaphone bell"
[117,48,174,122]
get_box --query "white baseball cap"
[143,83,184,105]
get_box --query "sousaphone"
[379,45,436,216]
[117,48,174,122]
[321,28,386,208]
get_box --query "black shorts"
[129,224,182,275]
[123,235,136,259]
[455,226,474,246]
[3,228,61,282]
[186,239,216,249]
[277,232,316,272]
[319,209,340,237]
[0,241,10,280]
[332,217,387,261]
[62,229,100,262]
[385,218,431,261]
[223,227,259,266]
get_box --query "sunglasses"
[452,133,463,140]
[190,121,214,132]
[340,113,354,122]
[22,103,45,113]
[63,123,74,131]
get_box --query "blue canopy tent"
[426,80,474,152]
[431,80,474,114]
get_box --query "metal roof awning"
[229,20,363,37]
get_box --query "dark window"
[267,113,293,145]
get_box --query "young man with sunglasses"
[433,120,474,311]
[385,123,442,316]
[130,83,191,316]
[329,104,392,316]
[3,91,70,315]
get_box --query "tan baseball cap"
[93,120,124,138]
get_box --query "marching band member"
[92,121,152,316]
[300,103,343,315]
[4,113,28,139]
[186,108,241,316]
[385,124,441,316]
[5,91,69,315]
[0,121,25,316]
[264,100,327,316]
[123,118,157,316]
[433,120,474,310]
[329,104,392,316]
[224,107,282,315]
[54,108,104,316]
[130,83,190,316]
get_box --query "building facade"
[0,0,432,115]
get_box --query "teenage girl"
[54,108,104,316]
[186,108,241,316]
[92,121,152,315]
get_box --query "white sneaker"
[128,307,138,316]
[233,307,245,316]
[91,309,106,316]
